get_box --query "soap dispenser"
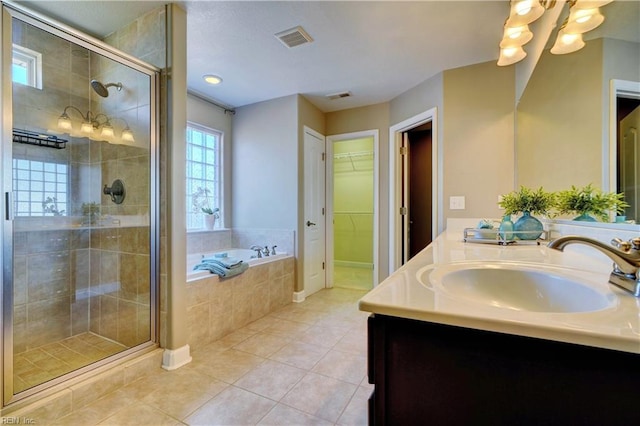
[498,215,514,241]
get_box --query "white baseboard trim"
[334,260,374,269]
[292,290,306,303]
[161,345,192,371]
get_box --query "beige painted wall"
[517,40,603,192]
[443,60,515,219]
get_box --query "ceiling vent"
[275,26,313,48]
[326,91,352,100]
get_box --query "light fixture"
[500,24,533,49]
[57,112,72,130]
[564,6,604,34]
[57,106,135,144]
[497,0,611,66]
[506,0,546,27]
[498,45,528,66]
[203,74,222,85]
[121,127,135,143]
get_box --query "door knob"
[306,220,316,227]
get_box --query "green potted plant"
[498,186,555,240]
[42,196,65,216]
[192,187,219,230]
[81,201,100,225]
[555,184,628,222]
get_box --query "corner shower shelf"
[13,128,68,149]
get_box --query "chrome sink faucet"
[548,235,640,297]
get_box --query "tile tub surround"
[186,256,296,351]
[186,228,294,257]
[360,220,640,354]
[6,288,369,425]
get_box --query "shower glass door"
[2,6,158,401]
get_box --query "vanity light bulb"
[565,8,604,33]
[497,45,527,66]
[561,33,579,44]
[576,14,592,24]
[515,0,533,16]
[503,47,518,58]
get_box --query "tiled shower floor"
[13,333,127,393]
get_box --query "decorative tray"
[463,227,549,246]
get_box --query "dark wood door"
[407,127,432,259]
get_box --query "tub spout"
[548,235,640,296]
[250,245,263,258]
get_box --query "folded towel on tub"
[200,257,243,269]
[193,259,248,278]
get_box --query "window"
[13,159,68,216]
[186,123,222,230]
[12,44,42,89]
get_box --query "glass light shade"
[506,0,545,26]
[57,114,72,130]
[121,128,135,143]
[497,45,527,66]
[550,30,585,54]
[80,121,94,134]
[564,8,604,33]
[100,124,115,139]
[573,0,612,9]
[500,25,533,48]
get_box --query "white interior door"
[303,127,326,297]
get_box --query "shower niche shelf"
[13,128,68,149]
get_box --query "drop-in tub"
[187,248,289,281]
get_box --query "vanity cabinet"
[367,314,639,426]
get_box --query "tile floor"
[14,333,127,394]
[50,288,371,425]
[333,266,373,291]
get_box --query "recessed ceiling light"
[203,75,222,85]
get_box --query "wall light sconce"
[497,0,612,66]
[57,106,134,144]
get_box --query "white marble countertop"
[359,222,640,354]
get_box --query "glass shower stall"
[1,3,159,405]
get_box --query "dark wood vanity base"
[368,314,639,426]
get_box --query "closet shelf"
[334,150,373,172]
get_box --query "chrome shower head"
[90,79,122,98]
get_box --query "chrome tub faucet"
[548,235,640,297]
[250,245,263,258]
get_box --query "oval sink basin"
[425,264,616,313]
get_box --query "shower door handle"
[306,220,316,227]
[5,192,13,221]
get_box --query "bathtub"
[187,248,289,281]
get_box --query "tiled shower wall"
[11,14,154,352]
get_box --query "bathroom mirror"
[515,0,640,224]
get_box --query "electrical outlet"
[450,196,465,210]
